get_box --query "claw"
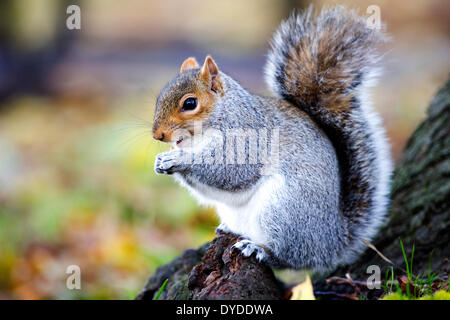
[232,239,268,262]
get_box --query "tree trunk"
[137,77,450,300]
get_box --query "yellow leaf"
[290,274,316,300]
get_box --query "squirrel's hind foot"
[232,239,268,262]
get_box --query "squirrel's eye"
[181,97,197,112]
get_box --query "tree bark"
[136,231,284,300]
[137,77,450,300]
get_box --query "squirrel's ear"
[200,56,223,94]
[180,57,199,73]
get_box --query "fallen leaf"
[397,276,418,297]
[290,274,316,300]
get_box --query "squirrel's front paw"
[154,150,188,175]
[232,239,269,262]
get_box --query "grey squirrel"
[152,6,392,272]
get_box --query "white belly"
[174,173,285,245]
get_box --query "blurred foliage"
[0,96,217,299]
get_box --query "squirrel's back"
[264,6,392,264]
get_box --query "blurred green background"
[0,0,448,299]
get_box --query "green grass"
[154,279,169,300]
[380,239,448,300]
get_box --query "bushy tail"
[265,6,392,263]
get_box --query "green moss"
[382,290,450,300]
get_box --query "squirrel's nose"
[153,131,165,141]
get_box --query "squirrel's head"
[152,56,224,147]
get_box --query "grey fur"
[154,7,392,272]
